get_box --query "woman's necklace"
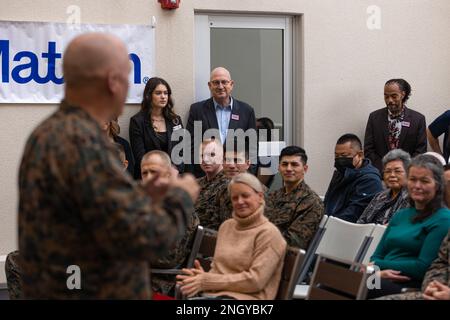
[151,116,165,132]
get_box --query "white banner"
[0,21,155,103]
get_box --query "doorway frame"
[194,13,294,144]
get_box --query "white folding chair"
[361,224,387,265]
[293,216,375,299]
[314,217,375,262]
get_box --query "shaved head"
[63,33,129,88]
[62,33,131,122]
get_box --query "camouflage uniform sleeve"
[284,196,324,250]
[264,192,275,220]
[210,186,232,230]
[68,137,192,262]
[5,250,23,300]
[194,177,208,225]
[151,211,200,268]
[375,291,423,300]
[204,192,220,230]
[201,185,222,230]
[421,233,449,290]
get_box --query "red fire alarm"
[158,0,180,10]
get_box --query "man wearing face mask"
[364,78,427,173]
[324,134,383,222]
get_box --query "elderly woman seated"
[176,172,287,300]
[357,149,411,225]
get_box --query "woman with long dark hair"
[129,77,184,179]
[368,154,450,298]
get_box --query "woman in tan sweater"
[176,172,287,299]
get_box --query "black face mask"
[334,157,354,173]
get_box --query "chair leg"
[174,283,185,300]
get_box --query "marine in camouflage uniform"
[195,170,228,229]
[265,181,324,250]
[376,230,449,300]
[5,250,23,300]
[18,100,193,299]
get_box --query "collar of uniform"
[210,169,226,182]
[60,99,102,127]
[283,179,305,195]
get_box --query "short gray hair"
[382,149,411,171]
[141,150,171,168]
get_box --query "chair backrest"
[276,247,305,300]
[185,225,205,268]
[175,227,218,300]
[307,254,368,300]
[315,217,375,262]
[151,225,206,275]
[361,224,387,264]
[195,228,218,271]
[296,215,329,284]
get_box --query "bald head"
[63,33,129,88]
[210,67,231,81]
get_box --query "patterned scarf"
[387,107,405,150]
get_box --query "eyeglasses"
[210,80,231,87]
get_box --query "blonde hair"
[228,172,264,194]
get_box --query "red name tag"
[231,114,239,121]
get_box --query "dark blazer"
[364,107,427,172]
[129,109,184,179]
[185,97,257,177]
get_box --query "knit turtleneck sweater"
[199,205,287,300]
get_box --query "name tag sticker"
[173,125,182,131]
[401,121,410,127]
[231,114,239,121]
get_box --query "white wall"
[1,0,450,283]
